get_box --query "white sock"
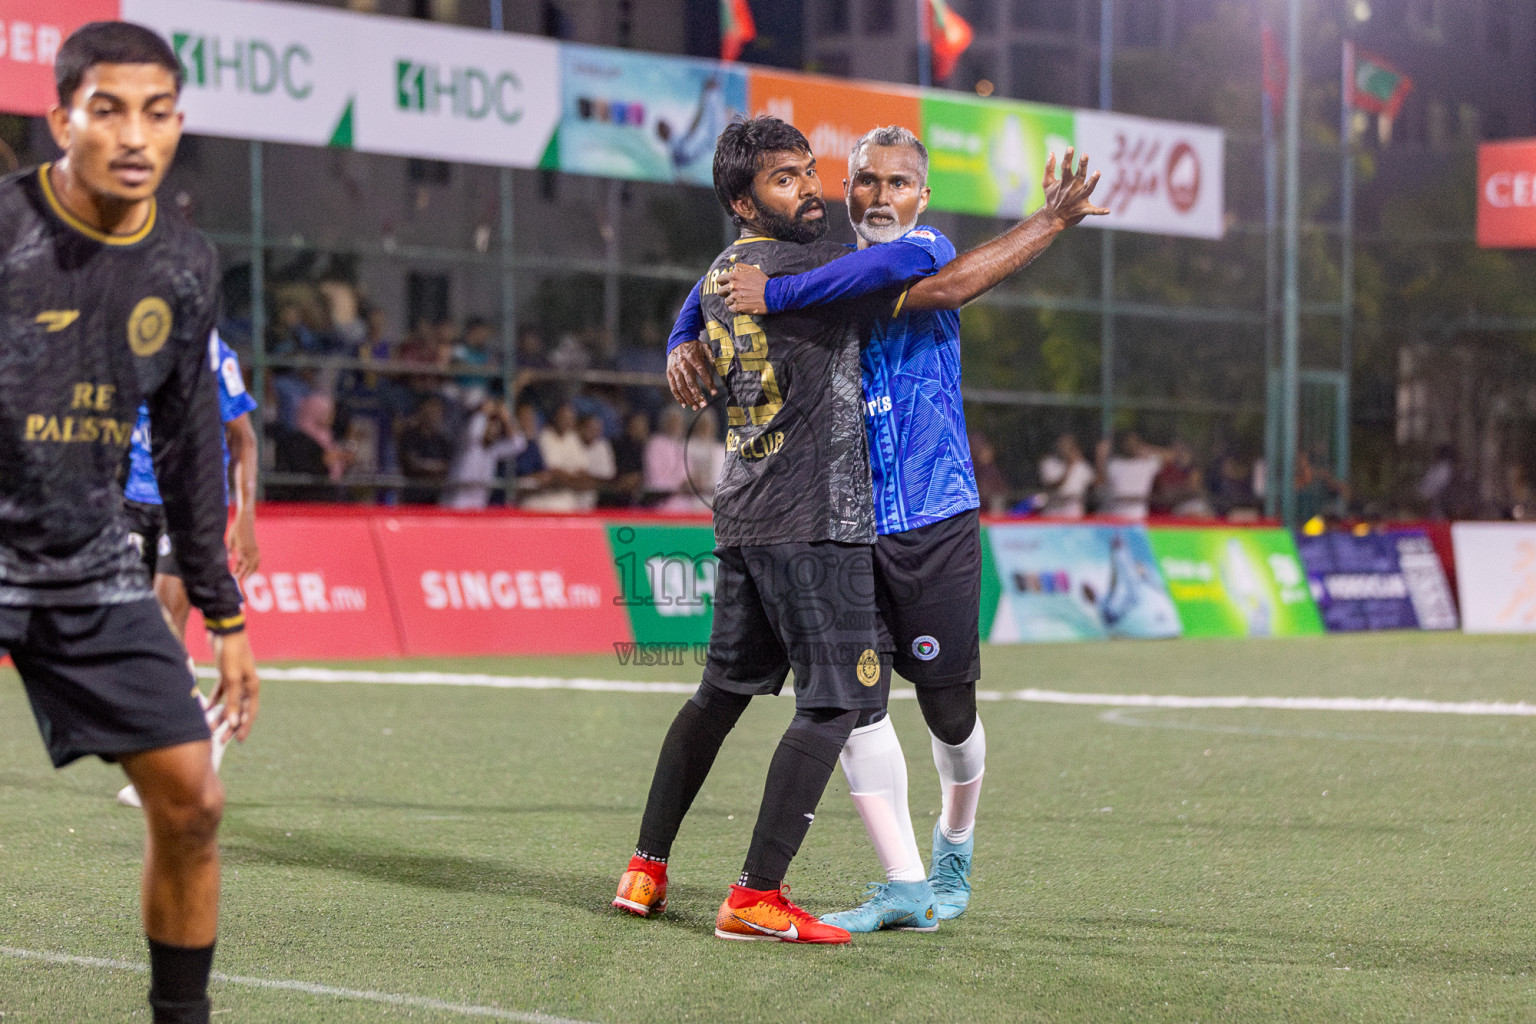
[931,717,986,845]
[840,716,927,883]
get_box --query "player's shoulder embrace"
[901,225,956,259]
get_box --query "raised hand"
[1041,147,1110,227]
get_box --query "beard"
[853,204,917,245]
[755,193,829,243]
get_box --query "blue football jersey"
[858,228,979,534]
[125,330,257,505]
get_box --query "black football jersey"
[0,165,242,626]
[698,235,898,547]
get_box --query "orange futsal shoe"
[613,855,668,916]
[714,885,852,944]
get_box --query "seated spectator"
[970,432,1010,514]
[1097,433,1165,519]
[398,395,455,505]
[1209,451,1261,520]
[1037,433,1096,518]
[267,394,353,501]
[1295,448,1348,522]
[645,407,689,505]
[1150,440,1212,518]
[580,413,616,512]
[443,400,525,510]
[523,402,588,512]
[607,411,651,507]
[511,404,551,498]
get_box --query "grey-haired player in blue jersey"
[668,128,1107,931]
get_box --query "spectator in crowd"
[443,399,525,510]
[1504,463,1533,521]
[524,402,588,512]
[268,393,353,501]
[684,409,726,508]
[513,324,555,411]
[645,406,689,506]
[511,403,551,499]
[1150,440,1212,518]
[1097,433,1165,519]
[970,431,1010,514]
[607,411,651,507]
[1294,448,1349,522]
[1209,450,1261,521]
[580,413,617,511]
[398,394,455,505]
[1417,445,1457,520]
[317,275,366,353]
[453,316,497,409]
[1037,433,1096,518]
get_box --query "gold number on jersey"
[707,314,784,427]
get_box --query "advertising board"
[0,0,119,117]
[1147,527,1323,638]
[1073,110,1226,240]
[1295,529,1457,632]
[607,523,717,647]
[748,70,922,175]
[1477,140,1536,249]
[1451,522,1536,633]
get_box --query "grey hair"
[848,125,929,187]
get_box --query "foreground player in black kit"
[614,117,901,943]
[1,23,258,1023]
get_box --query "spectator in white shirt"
[524,402,588,512]
[1037,433,1096,518]
[579,413,616,512]
[443,399,524,510]
[1096,433,1166,520]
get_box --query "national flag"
[720,0,756,63]
[1345,43,1412,119]
[927,0,973,83]
[1261,25,1287,116]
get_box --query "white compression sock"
[840,716,927,883]
[931,717,986,845]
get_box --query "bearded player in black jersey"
[613,117,903,944]
[0,23,258,1023]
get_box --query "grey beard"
[853,209,916,245]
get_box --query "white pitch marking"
[198,667,1536,717]
[0,946,599,1023]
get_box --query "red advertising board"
[0,0,121,116]
[371,516,632,656]
[186,516,401,662]
[1477,140,1536,248]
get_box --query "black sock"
[739,707,856,889]
[147,938,213,1024]
[636,684,751,859]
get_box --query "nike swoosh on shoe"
[734,915,799,941]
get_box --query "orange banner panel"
[0,0,121,117]
[1477,140,1536,249]
[748,70,921,175]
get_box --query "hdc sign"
[1477,140,1536,248]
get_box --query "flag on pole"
[720,0,756,62]
[927,0,973,83]
[1345,43,1412,119]
[1261,25,1287,120]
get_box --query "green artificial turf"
[4,633,1536,1022]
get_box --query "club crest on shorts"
[911,635,940,661]
[856,648,880,686]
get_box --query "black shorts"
[1,600,208,768]
[123,500,183,580]
[703,541,892,711]
[874,508,983,687]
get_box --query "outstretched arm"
[904,148,1109,311]
[718,242,937,316]
[665,280,717,410]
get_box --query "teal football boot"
[928,822,973,920]
[819,879,939,933]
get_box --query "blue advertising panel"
[558,45,747,186]
[986,524,1182,643]
[1295,529,1458,632]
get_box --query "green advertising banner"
[920,95,1075,220]
[1146,528,1324,639]
[607,524,718,647]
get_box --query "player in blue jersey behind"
[668,128,1107,931]
[119,329,260,808]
